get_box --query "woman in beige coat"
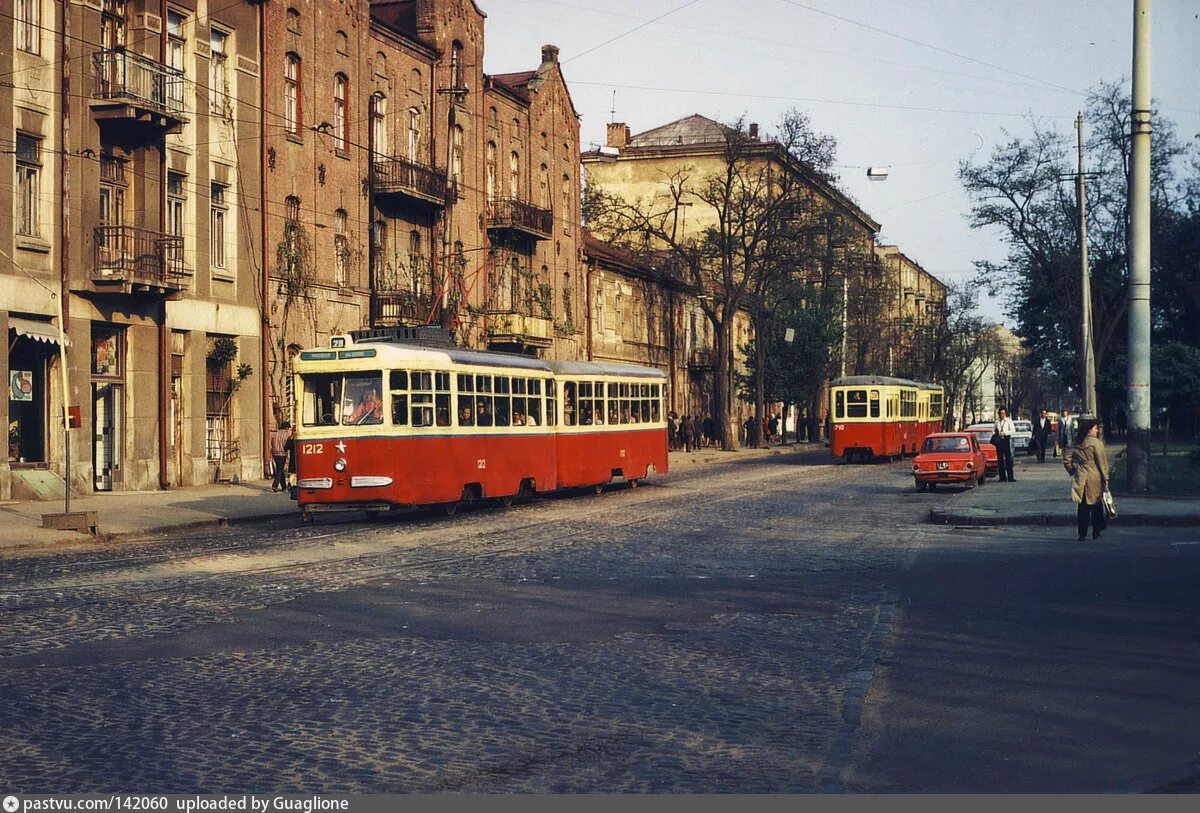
[1063,417,1108,540]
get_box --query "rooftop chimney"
[748,122,759,139]
[606,122,631,149]
[541,44,560,64]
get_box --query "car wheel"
[915,481,927,492]
[927,482,936,491]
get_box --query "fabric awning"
[8,316,71,346]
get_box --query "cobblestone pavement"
[2,452,1196,792]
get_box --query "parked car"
[963,425,1000,477]
[1011,419,1034,454]
[912,432,987,492]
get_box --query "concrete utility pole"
[1075,112,1098,418]
[1126,0,1152,492]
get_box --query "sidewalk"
[0,481,298,552]
[929,451,1200,527]
[0,443,818,552]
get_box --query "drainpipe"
[259,0,271,471]
[585,259,593,361]
[58,0,72,506]
[157,0,170,489]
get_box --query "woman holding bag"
[1063,417,1109,541]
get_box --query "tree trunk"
[714,321,736,451]
[754,320,766,448]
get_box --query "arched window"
[371,93,387,157]
[333,73,348,153]
[485,141,497,201]
[450,124,464,187]
[333,209,348,287]
[283,53,301,135]
[409,68,421,96]
[488,106,498,129]
[508,151,519,198]
[336,31,348,56]
[284,195,300,223]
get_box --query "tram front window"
[342,372,384,426]
[846,389,868,418]
[302,374,342,426]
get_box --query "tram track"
[0,469,781,614]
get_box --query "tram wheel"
[442,502,458,517]
[628,478,639,489]
[592,484,604,495]
[501,495,514,508]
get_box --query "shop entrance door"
[92,383,122,491]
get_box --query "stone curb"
[929,507,1200,527]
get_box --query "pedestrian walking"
[269,421,293,493]
[1033,409,1053,463]
[702,415,715,448]
[768,413,780,444]
[993,407,1016,482]
[1063,417,1109,541]
[743,416,755,446]
[682,415,696,452]
[667,411,678,450]
[1058,409,1074,458]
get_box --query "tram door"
[92,383,122,491]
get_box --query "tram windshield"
[301,372,383,426]
[845,389,868,418]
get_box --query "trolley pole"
[1126,0,1152,492]
[1075,112,1098,418]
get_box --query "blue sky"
[483,0,1200,324]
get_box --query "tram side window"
[651,384,661,422]
[511,377,526,426]
[410,371,434,428]
[390,370,408,426]
[343,372,384,426]
[545,379,556,426]
[835,390,844,419]
[493,375,511,427]
[578,381,594,425]
[640,383,651,423]
[846,389,868,418]
[869,390,880,418]
[930,393,944,421]
[563,381,577,426]
[457,373,474,426]
[302,373,342,426]
[475,374,494,426]
[524,378,542,425]
[900,390,916,418]
[435,372,451,427]
[607,383,619,424]
[592,380,605,425]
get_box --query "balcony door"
[99,0,127,92]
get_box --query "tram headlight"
[333,458,347,472]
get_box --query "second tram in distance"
[291,329,668,520]
[829,375,944,462]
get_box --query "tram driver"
[347,386,383,425]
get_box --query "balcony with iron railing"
[371,155,450,207]
[486,198,553,241]
[92,225,184,295]
[687,347,715,370]
[373,287,440,326]
[90,49,188,134]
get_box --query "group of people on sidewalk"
[666,413,710,452]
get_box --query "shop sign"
[9,370,33,402]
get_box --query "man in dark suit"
[1033,409,1053,463]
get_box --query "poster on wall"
[92,332,119,376]
[10,370,33,402]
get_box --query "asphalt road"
[1,449,1197,793]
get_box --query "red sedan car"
[912,432,987,491]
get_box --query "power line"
[561,0,707,65]
[775,0,1083,97]
[570,79,1076,120]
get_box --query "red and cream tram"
[829,375,944,462]
[291,329,668,519]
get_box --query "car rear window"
[923,436,970,453]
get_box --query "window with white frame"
[508,151,519,198]
[166,10,186,109]
[15,135,41,237]
[167,171,188,273]
[407,107,420,162]
[284,53,301,136]
[333,209,348,288]
[371,94,387,157]
[209,28,229,114]
[333,74,348,153]
[16,0,40,54]
[210,182,228,270]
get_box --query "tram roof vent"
[349,325,458,348]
